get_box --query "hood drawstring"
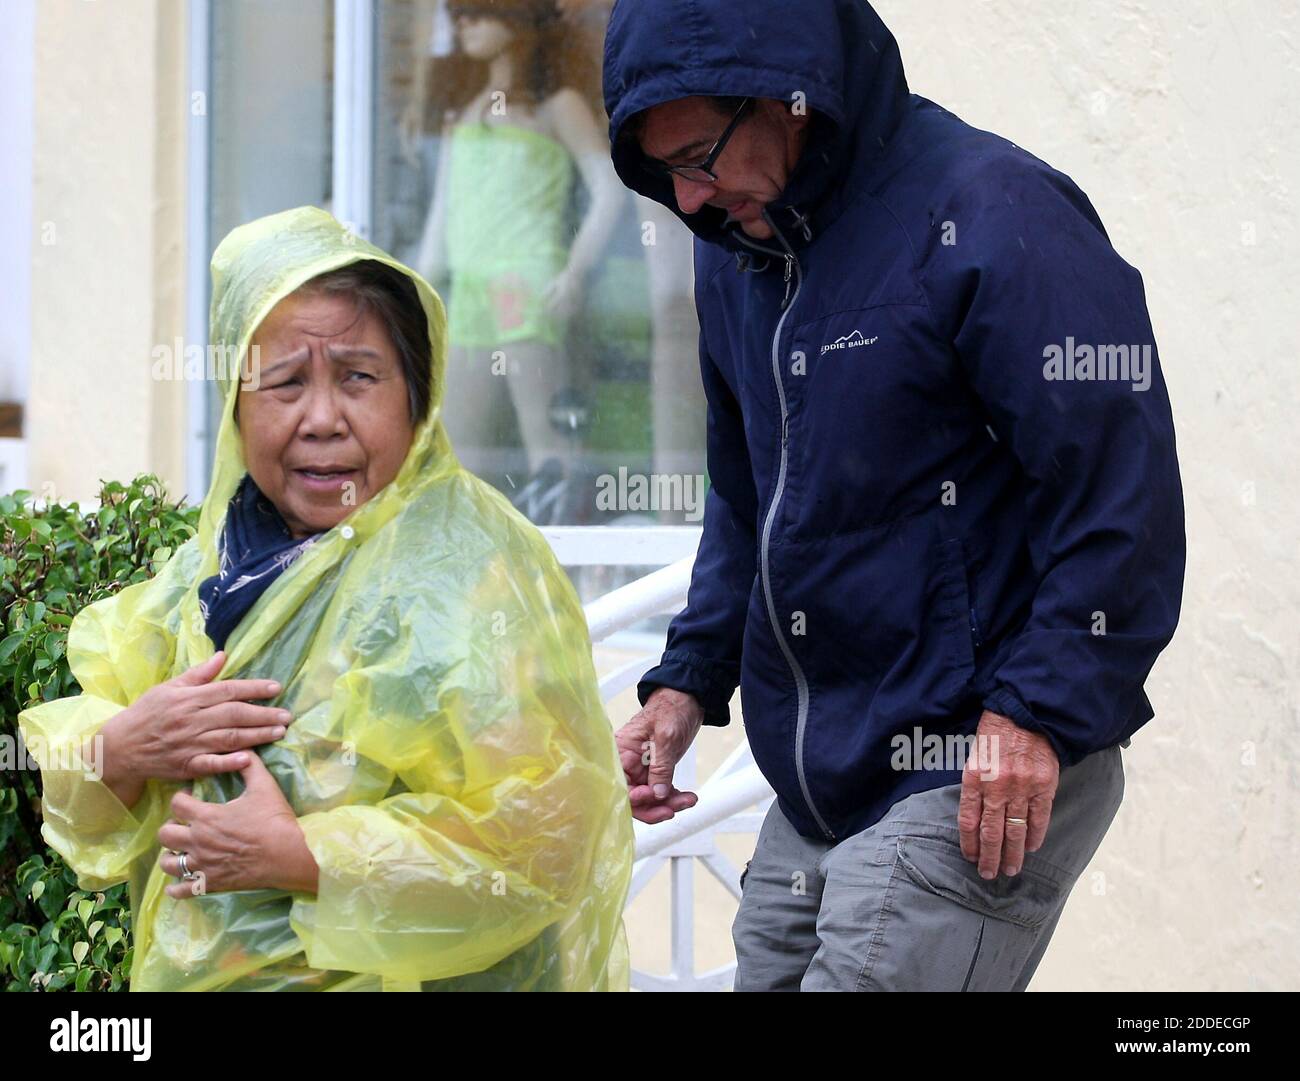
[788,206,814,243]
[732,209,805,309]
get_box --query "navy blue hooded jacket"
[603,0,1186,842]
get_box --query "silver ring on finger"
[177,851,198,881]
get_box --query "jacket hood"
[603,0,910,254]
[188,205,455,630]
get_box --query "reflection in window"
[206,0,706,534]
[376,0,705,528]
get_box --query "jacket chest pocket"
[779,305,975,538]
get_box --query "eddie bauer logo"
[820,330,879,356]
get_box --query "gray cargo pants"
[732,743,1125,991]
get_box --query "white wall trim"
[332,0,375,240]
[185,0,212,504]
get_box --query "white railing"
[551,531,775,993]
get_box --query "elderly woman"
[17,206,633,991]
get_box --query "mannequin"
[413,0,624,514]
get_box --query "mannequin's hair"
[430,0,599,118]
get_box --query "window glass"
[207,0,706,536]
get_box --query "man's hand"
[615,687,704,824]
[958,709,1059,880]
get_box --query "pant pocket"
[856,834,1069,991]
[895,834,1067,930]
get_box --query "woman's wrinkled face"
[238,290,414,540]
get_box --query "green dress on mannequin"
[445,121,576,349]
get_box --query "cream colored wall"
[28,0,189,506]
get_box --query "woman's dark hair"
[296,260,434,427]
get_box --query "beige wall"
[29,0,189,506]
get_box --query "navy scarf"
[198,474,321,650]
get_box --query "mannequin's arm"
[546,87,626,283]
[414,116,455,283]
[399,3,437,162]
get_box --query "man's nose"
[672,174,717,216]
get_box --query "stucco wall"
[28,0,189,507]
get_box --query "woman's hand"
[95,651,294,805]
[158,752,318,898]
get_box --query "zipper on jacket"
[744,215,836,842]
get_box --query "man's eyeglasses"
[644,97,754,184]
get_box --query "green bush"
[0,475,199,991]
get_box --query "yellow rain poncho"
[17,206,633,991]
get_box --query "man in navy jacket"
[605,0,1185,990]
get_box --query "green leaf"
[30,880,44,903]
[72,940,89,965]
[76,898,93,925]
[0,632,25,664]
[36,942,57,972]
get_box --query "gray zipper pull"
[781,256,794,308]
